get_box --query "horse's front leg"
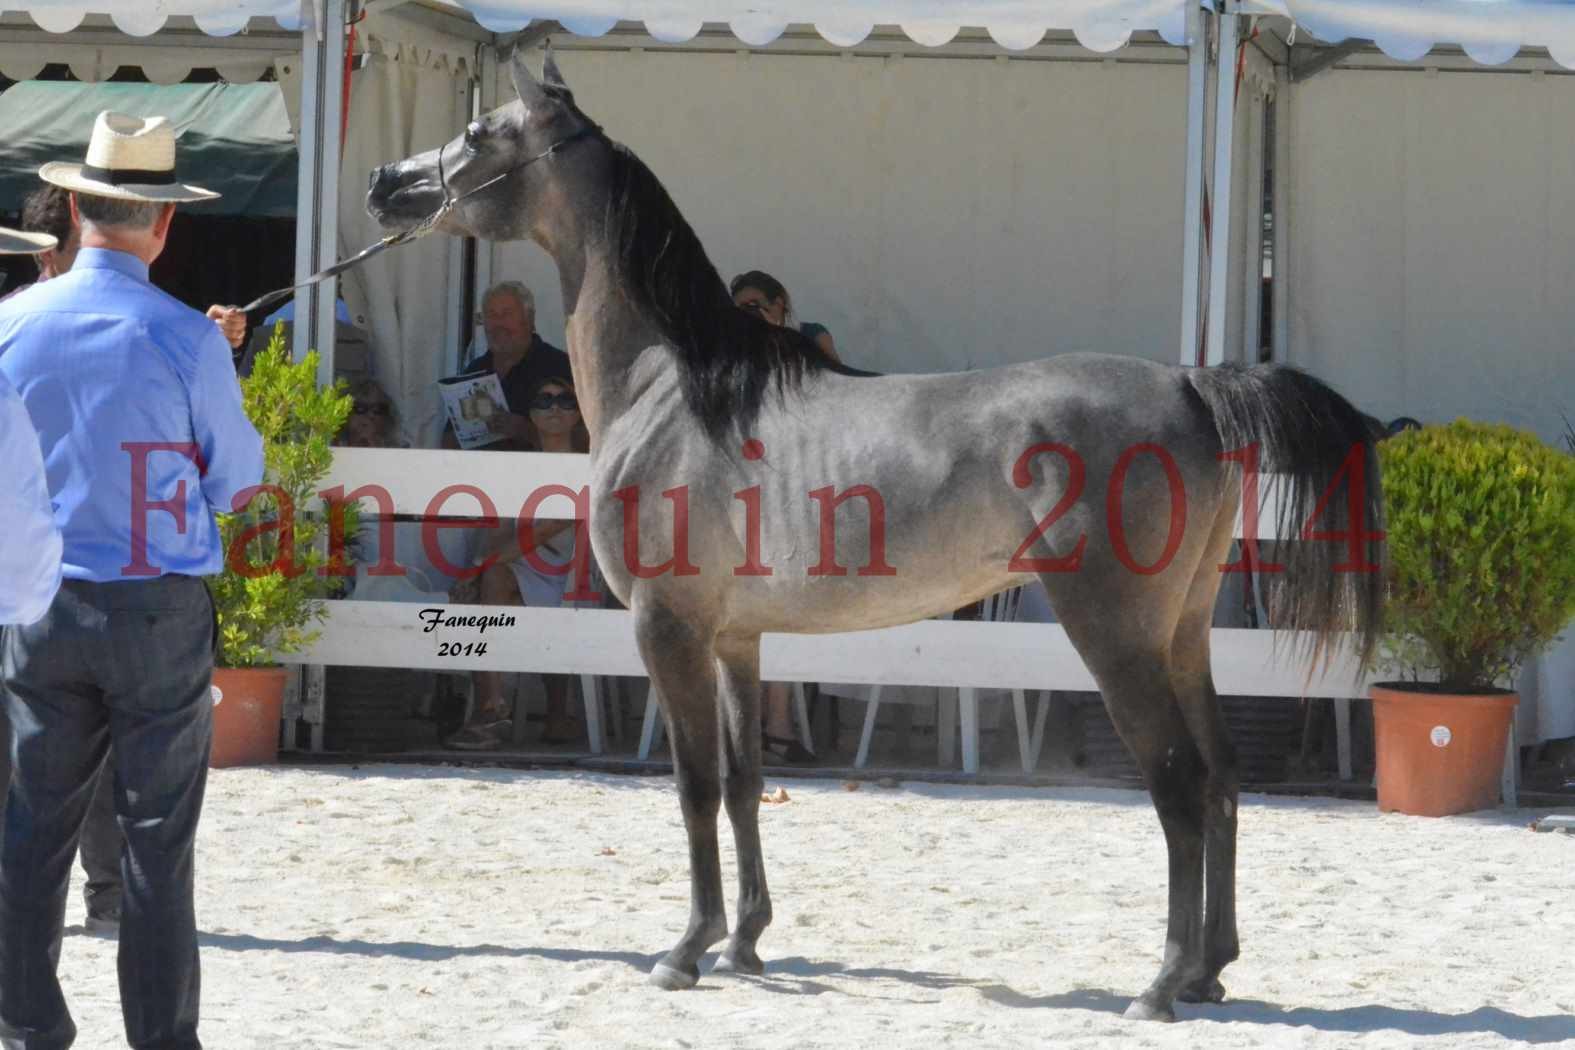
[710,635,771,976]
[638,606,729,990]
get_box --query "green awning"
[0,81,296,217]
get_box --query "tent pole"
[1240,75,1265,363]
[443,64,471,374]
[293,0,346,387]
[467,42,498,372]
[1271,63,1292,364]
[291,0,346,755]
[1205,3,1239,366]
[1178,1,1207,366]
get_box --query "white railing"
[281,448,1385,780]
[286,602,1369,697]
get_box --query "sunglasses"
[353,403,390,416]
[738,300,771,315]
[530,392,578,412]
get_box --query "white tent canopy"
[1244,0,1575,68]
[15,0,1575,67]
[9,2,1191,50]
[447,1,1190,50]
[5,2,307,36]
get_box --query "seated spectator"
[730,269,837,761]
[335,378,481,605]
[238,296,373,385]
[730,269,839,363]
[336,378,402,449]
[446,374,597,751]
[263,296,354,328]
[441,280,570,449]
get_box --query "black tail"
[1187,364,1384,670]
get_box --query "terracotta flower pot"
[1370,683,1517,817]
[209,666,288,768]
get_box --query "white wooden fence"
[270,448,1402,784]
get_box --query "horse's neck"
[556,246,668,446]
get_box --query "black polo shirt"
[469,335,572,413]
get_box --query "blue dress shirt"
[0,248,264,582]
[0,369,62,622]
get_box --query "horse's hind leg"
[637,606,728,990]
[710,635,773,976]
[1170,653,1238,1005]
[1169,552,1242,1003]
[1060,627,1208,1022]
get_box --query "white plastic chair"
[840,681,959,769]
[956,585,1054,774]
[820,609,961,770]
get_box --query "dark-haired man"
[13,184,247,349]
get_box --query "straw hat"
[0,227,56,255]
[40,111,218,203]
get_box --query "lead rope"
[237,123,600,318]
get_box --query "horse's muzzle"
[365,162,429,228]
[366,163,402,213]
[368,163,397,195]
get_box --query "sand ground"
[47,765,1575,1049]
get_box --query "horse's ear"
[509,47,547,103]
[542,42,570,91]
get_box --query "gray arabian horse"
[368,50,1382,1021]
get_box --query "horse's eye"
[463,122,484,153]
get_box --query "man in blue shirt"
[0,113,263,1050]
[0,227,62,626]
[10,181,248,945]
[0,370,61,625]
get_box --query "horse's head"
[366,47,600,242]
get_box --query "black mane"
[600,138,871,440]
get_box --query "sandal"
[763,733,815,765]
[445,717,512,751]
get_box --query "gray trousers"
[0,576,214,1050]
[0,710,120,919]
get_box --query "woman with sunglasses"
[728,270,840,763]
[730,269,840,364]
[447,375,597,750]
[336,379,400,448]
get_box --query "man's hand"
[206,305,247,350]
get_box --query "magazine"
[438,370,511,449]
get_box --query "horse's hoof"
[649,960,699,990]
[1177,977,1226,1004]
[712,946,765,976]
[1123,998,1176,1023]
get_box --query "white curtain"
[336,52,470,448]
[491,47,1190,375]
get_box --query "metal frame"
[291,0,350,750]
[293,0,348,386]
[1178,2,1208,365]
[1204,4,1239,366]
[1271,62,1291,363]
[1240,69,1267,364]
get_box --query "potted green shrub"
[1373,419,1575,815]
[208,324,356,767]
